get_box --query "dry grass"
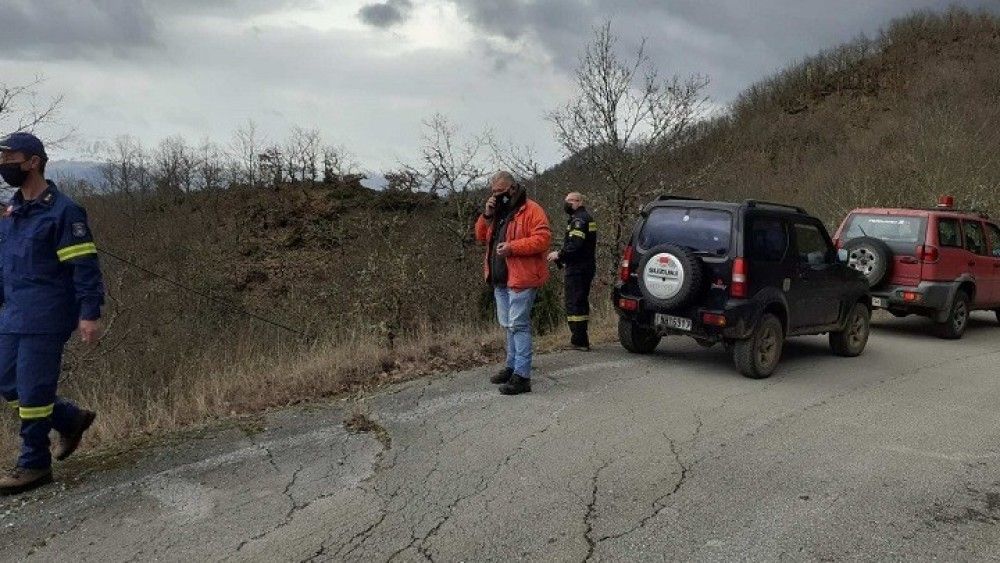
[0,308,619,462]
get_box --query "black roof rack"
[656,194,704,202]
[743,199,807,214]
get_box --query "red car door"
[961,220,993,307]
[927,216,967,283]
[984,222,1000,305]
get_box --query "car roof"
[646,197,812,217]
[848,207,992,221]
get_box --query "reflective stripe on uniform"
[569,229,586,239]
[588,222,597,232]
[6,400,18,409]
[57,242,97,262]
[19,404,54,419]
[567,315,590,322]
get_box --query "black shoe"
[499,375,532,395]
[490,367,514,385]
[54,409,97,461]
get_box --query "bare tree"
[229,119,263,188]
[285,126,322,183]
[322,144,357,185]
[487,133,543,181]
[405,113,489,258]
[153,136,196,195]
[101,135,151,195]
[0,76,69,143]
[258,144,285,188]
[197,137,228,191]
[548,22,710,262]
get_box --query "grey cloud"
[358,0,414,28]
[446,0,1000,102]
[0,0,157,60]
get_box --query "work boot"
[0,466,53,496]
[54,409,97,461]
[499,375,532,395]
[490,367,514,385]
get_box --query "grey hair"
[490,170,516,186]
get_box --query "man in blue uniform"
[0,133,103,495]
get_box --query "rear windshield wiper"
[689,248,727,257]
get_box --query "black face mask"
[0,162,28,187]
[564,203,575,215]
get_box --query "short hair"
[567,192,584,203]
[490,170,515,187]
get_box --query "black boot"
[499,374,532,395]
[490,367,514,385]
[569,321,591,351]
[54,409,97,461]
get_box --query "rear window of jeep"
[638,208,732,255]
[843,214,926,244]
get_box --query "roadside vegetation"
[1,8,999,459]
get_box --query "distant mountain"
[47,159,104,187]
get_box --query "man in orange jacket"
[475,171,551,395]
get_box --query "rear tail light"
[937,195,955,208]
[903,291,922,302]
[702,313,727,327]
[731,257,748,298]
[618,298,639,311]
[619,245,634,283]
[917,245,939,263]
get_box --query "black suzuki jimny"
[613,196,872,379]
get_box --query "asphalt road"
[2,313,999,561]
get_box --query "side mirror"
[837,248,849,263]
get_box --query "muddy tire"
[845,237,893,288]
[733,314,784,379]
[830,303,871,357]
[618,318,661,354]
[935,291,970,340]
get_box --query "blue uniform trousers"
[0,333,80,469]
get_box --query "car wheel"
[830,302,871,357]
[733,313,784,379]
[935,290,970,340]
[618,317,661,354]
[845,237,893,288]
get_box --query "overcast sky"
[2,0,996,171]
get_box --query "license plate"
[656,314,692,331]
[872,297,888,308]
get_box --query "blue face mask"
[0,162,28,187]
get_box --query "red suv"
[833,196,1000,339]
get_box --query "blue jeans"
[494,287,537,378]
[0,333,81,469]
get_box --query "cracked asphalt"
[1,313,1000,561]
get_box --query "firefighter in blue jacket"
[0,133,103,495]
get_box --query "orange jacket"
[475,199,552,289]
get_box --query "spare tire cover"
[638,243,704,310]
[642,252,686,300]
